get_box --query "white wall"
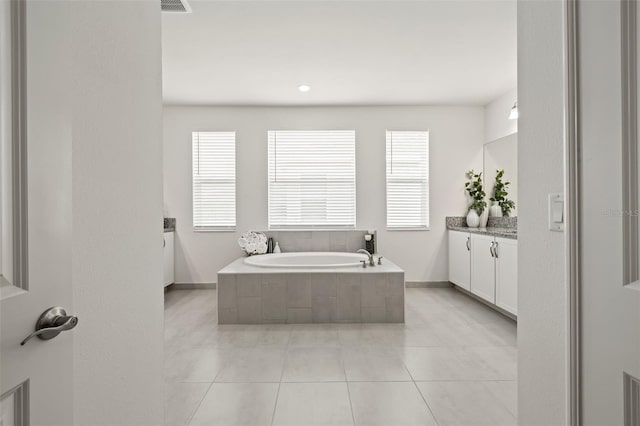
[163,106,485,283]
[71,1,164,424]
[518,1,568,424]
[484,87,518,143]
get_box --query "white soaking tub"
[244,252,368,269]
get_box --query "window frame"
[191,131,237,232]
[267,129,357,230]
[385,130,431,231]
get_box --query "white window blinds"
[268,130,356,229]
[386,131,430,229]
[192,131,236,230]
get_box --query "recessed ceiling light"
[297,84,311,93]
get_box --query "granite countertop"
[447,226,517,240]
[164,217,176,233]
[446,216,518,240]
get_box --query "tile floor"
[164,287,517,426]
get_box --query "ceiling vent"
[161,0,191,13]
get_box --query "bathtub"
[218,253,406,324]
[244,252,367,269]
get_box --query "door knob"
[21,307,78,346]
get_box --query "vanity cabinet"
[448,230,517,317]
[495,237,517,315]
[163,231,174,287]
[470,234,497,304]
[448,230,471,291]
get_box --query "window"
[386,131,430,229]
[268,130,356,229]
[192,131,236,230]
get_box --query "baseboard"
[405,281,453,288]
[168,281,450,290]
[452,284,517,321]
[169,283,217,290]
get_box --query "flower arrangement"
[490,169,515,216]
[465,169,486,215]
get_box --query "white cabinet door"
[163,232,174,286]
[448,231,471,291]
[495,237,517,315]
[470,234,496,303]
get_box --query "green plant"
[465,170,486,214]
[490,169,516,216]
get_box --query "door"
[470,233,496,303]
[1,0,75,424]
[574,0,640,424]
[448,230,471,290]
[495,237,517,315]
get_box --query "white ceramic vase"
[489,202,502,218]
[466,210,480,228]
[479,208,489,228]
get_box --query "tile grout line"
[184,380,215,426]
[269,382,282,426]
[341,347,358,426]
[479,380,519,421]
[184,353,230,425]
[411,380,442,426]
[400,355,442,426]
[270,337,290,426]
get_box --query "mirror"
[483,133,518,217]
[0,0,27,294]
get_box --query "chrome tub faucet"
[357,249,375,266]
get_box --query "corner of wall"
[517,0,568,424]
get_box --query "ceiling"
[161,1,517,106]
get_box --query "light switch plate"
[549,192,564,232]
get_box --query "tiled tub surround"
[260,230,368,253]
[218,258,404,324]
[446,216,518,240]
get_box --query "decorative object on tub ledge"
[273,241,281,253]
[238,231,268,255]
[163,217,176,232]
[465,169,486,228]
[365,230,376,254]
[489,169,515,217]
